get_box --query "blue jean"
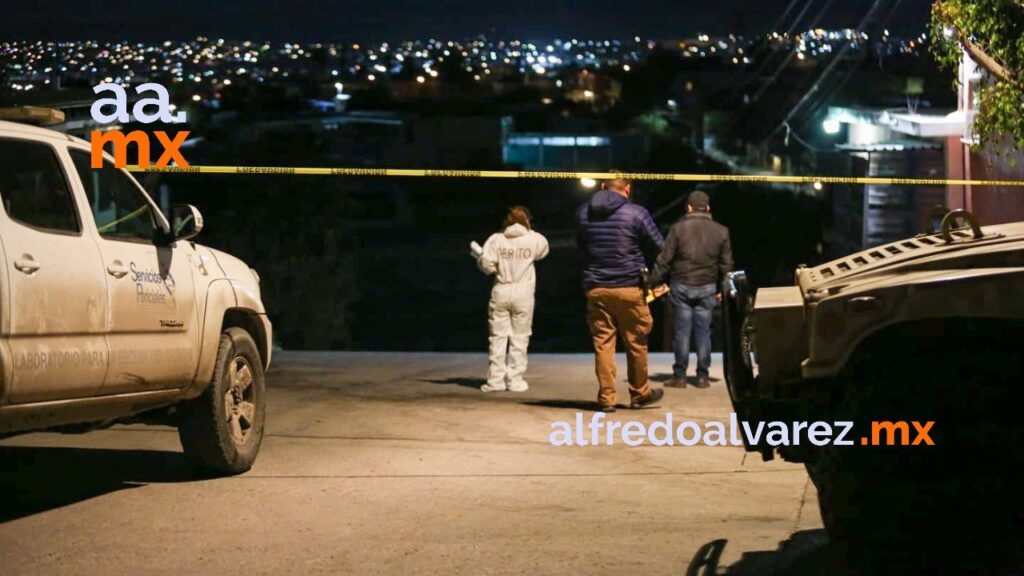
[669,282,717,379]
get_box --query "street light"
[580,178,597,188]
[823,119,841,134]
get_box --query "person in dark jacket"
[651,190,733,389]
[575,177,666,412]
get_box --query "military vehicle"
[0,108,271,475]
[722,209,1022,565]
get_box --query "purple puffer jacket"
[575,189,665,289]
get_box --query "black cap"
[687,190,710,210]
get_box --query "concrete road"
[0,352,825,575]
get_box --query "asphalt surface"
[0,352,826,575]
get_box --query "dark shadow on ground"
[709,530,843,576]
[417,377,487,389]
[0,445,198,523]
[521,399,613,412]
[650,373,721,384]
[686,531,855,576]
[689,530,1023,576]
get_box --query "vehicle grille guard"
[722,271,762,454]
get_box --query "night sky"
[2,0,935,41]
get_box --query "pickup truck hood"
[797,221,1024,301]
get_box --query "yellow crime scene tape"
[126,165,1024,187]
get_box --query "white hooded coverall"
[477,223,549,391]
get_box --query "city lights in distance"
[0,31,934,99]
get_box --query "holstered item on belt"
[640,266,670,303]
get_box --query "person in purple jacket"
[575,176,665,412]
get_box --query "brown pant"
[586,286,653,406]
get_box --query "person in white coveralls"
[476,206,549,392]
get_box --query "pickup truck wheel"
[806,332,1023,571]
[178,327,266,475]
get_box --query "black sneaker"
[629,388,664,409]
[599,404,617,413]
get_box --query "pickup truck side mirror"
[170,204,204,241]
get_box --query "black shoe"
[599,404,617,413]
[666,378,686,388]
[630,388,664,409]
[694,377,710,389]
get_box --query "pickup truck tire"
[177,327,266,475]
[806,324,1023,571]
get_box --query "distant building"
[825,48,1024,255]
[825,106,950,253]
[232,110,509,169]
[561,70,621,111]
[664,33,749,63]
[503,132,648,171]
[945,51,1024,225]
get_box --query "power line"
[745,0,839,106]
[791,0,908,133]
[746,0,819,78]
[714,0,839,140]
[722,0,821,102]
[783,122,830,152]
[762,0,892,146]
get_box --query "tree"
[931,0,1024,149]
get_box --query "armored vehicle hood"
[797,221,1024,302]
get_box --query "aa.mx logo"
[90,83,190,169]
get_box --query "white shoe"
[507,380,529,392]
[480,383,507,392]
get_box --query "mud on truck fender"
[186,278,271,400]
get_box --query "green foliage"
[931,0,1024,150]
[632,111,670,137]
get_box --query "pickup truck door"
[0,137,109,404]
[68,149,200,394]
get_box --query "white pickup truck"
[0,110,271,475]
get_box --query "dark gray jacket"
[651,212,733,287]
